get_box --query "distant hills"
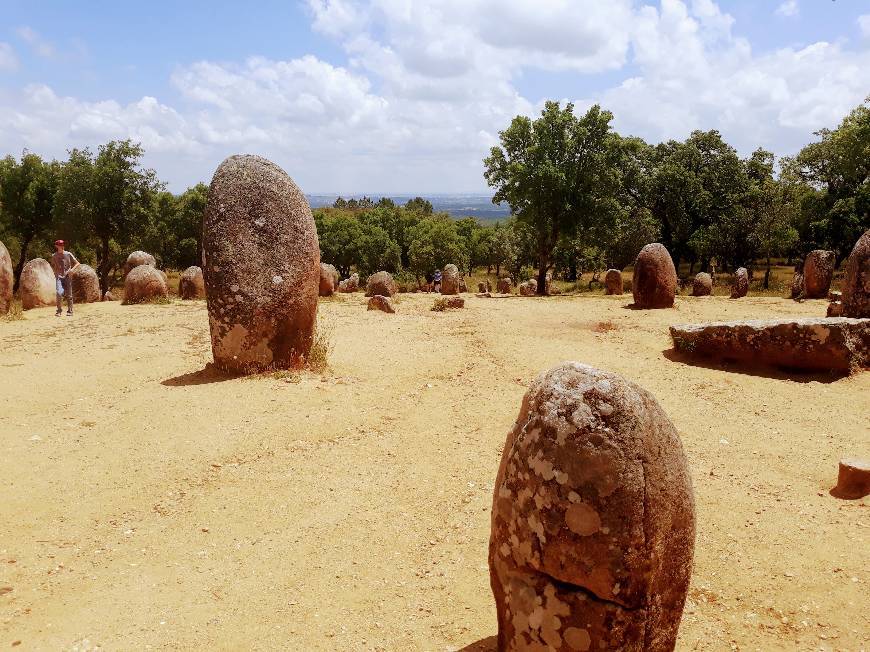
[306,194,511,222]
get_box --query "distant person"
[433,268,442,293]
[50,240,80,317]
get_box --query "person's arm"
[67,252,81,275]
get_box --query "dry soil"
[1,292,867,651]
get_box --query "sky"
[0,0,868,193]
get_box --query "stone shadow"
[662,347,847,383]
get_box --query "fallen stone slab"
[669,317,870,373]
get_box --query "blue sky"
[1,0,869,193]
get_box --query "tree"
[54,140,162,293]
[781,97,870,263]
[407,214,465,280]
[314,209,363,277]
[0,152,60,291]
[404,197,433,216]
[484,102,621,294]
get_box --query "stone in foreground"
[490,362,695,652]
[832,458,870,499]
[842,229,870,318]
[179,266,205,299]
[0,240,12,315]
[70,264,101,303]
[632,243,677,308]
[604,269,623,295]
[203,155,319,373]
[20,259,55,309]
[367,295,395,313]
[123,265,169,304]
[670,318,870,373]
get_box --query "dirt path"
[1,293,867,650]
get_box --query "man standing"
[51,240,80,316]
[433,268,442,293]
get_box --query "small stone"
[179,266,205,300]
[691,272,713,297]
[367,295,395,313]
[604,269,623,295]
[365,271,397,297]
[123,265,169,305]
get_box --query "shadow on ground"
[457,635,497,651]
[162,363,239,386]
[662,348,847,384]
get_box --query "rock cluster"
[632,244,677,308]
[730,267,749,299]
[519,279,537,296]
[670,317,870,373]
[497,277,513,294]
[123,265,169,304]
[179,266,205,299]
[604,269,623,295]
[202,154,320,372]
[691,272,712,297]
[319,263,339,297]
[123,251,156,277]
[489,362,695,652]
[70,264,101,303]
[442,264,460,295]
[0,241,11,315]
[367,295,395,313]
[20,259,55,309]
[803,250,836,299]
[339,273,360,293]
[842,229,870,318]
[366,271,397,297]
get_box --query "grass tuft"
[307,314,334,373]
[2,299,25,322]
[431,298,448,312]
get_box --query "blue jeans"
[56,276,73,313]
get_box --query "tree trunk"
[12,232,35,293]
[763,256,771,289]
[496,263,500,278]
[97,236,112,295]
[536,258,549,296]
[568,260,577,282]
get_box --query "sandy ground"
[0,292,867,651]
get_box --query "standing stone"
[365,271,397,297]
[203,155,319,373]
[123,251,156,277]
[123,265,169,304]
[832,458,870,499]
[632,243,677,309]
[842,229,870,318]
[338,273,360,293]
[691,272,713,297]
[790,272,804,300]
[103,290,116,302]
[0,241,12,316]
[478,282,487,293]
[486,280,493,293]
[490,362,695,652]
[497,277,513,294]
[20,259,56,310]
[803,250,836,299]
[604,269,623,295]
[179,266,205,299]
[319,263,339,297]
[70,264,101,303]
[442,264,460,295]
[730,267,749,299]
[459,276,468,293]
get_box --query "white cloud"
[0,0,868,192]
[16,26,55,58]
[0,43,18,71]
[859,14,870,38]
[776,1,799,18]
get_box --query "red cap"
[54,240,64,246]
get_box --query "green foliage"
[407,214,465,279]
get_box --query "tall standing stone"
[0,241,12,316]
[202,155,320,373]
[692,272,712,297]
[70,264,101,303]
[604,269,623,295]
[490,362,695,651]
[20,259,56,309]
[730,267,749,299]
[441,264,460,295]
[632,243,677,308]
[842,229,870,318]
[803,250,836,299]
